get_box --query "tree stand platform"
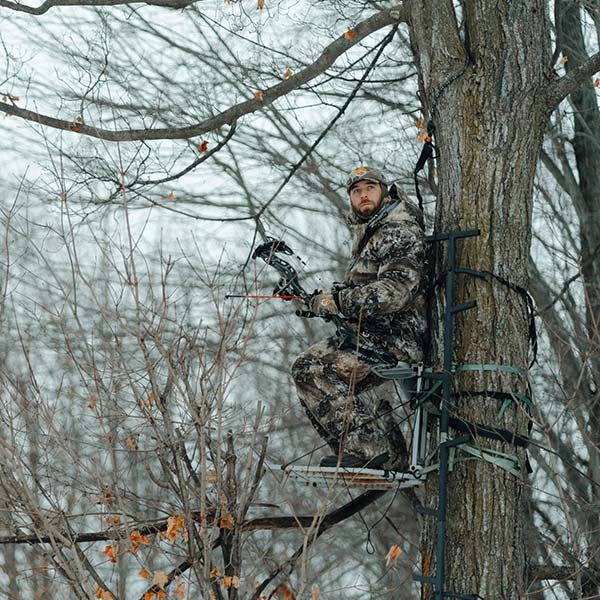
[282,464,424,491]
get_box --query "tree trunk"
[409,1,551,596]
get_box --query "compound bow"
[246,237,397,366]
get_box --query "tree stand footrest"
[281,464,426,490]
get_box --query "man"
[291,167,426,470]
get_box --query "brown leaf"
[166,514,186,543]
[282,68,292,80]
[198,140,209,152]
[152,570,169,590]
[219,512,235,530]
[139,568,151,579]
[257,0,264,8]
[167,192,175,201]
[254,90,264,100]
[278,584,296,600]
[385,544,403,567]
[102,544,119,563]
[174,582,185,599]
[344,28,357,40]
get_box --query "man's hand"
[309,290,340,316]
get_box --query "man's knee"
[291,352,313,384]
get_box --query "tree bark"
[409,1,551,596]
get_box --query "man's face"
[349,180,383,217]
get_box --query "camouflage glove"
[309,290,340,316]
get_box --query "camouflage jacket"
[334,187,427,362]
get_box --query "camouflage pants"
[291,337,407,470]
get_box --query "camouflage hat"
[345,166,387,192]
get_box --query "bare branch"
[547,50,600,109]
[0,0,196,15]
[0,490,386,546]
[0,7,407,142]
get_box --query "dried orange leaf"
[167,191,175,201]
[344,28,357,41]
[157,592,166,600]
[312,586,319,600]
[223,576,232,589]
[417,129,428,143]
[144,593,155,600]
[254,90,264,100]
[95,585,103,599]
[385,544,403,567]
[126,436,138,451]
[198,140,209,152]
[416,116,424,129]
[278,584,296,600]
[102,544,119,563]
[219,513,234,530]
[88,396,97,410]
[76,116,82,123]
[210,566,221,578]
[257,0,264,8]
[101,592,113,600]
[130,529,151,552]
[71,123,80,132]
[206,469,218,484]
[594,79,599,88]
[174,582,185,599]
[282,68,292,80]
[232,575,240,588]
[166,514,186,543]
[139,568,151,579]
[560,55,568,64]
[153,570,169,590]
[105,514,121,528]
[11,95,19,101]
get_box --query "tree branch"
[0,7,407,142]
[547,50,600,109]
[0,490,386,545]
[0,0,196,15]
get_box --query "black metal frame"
[414,229,483,600]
